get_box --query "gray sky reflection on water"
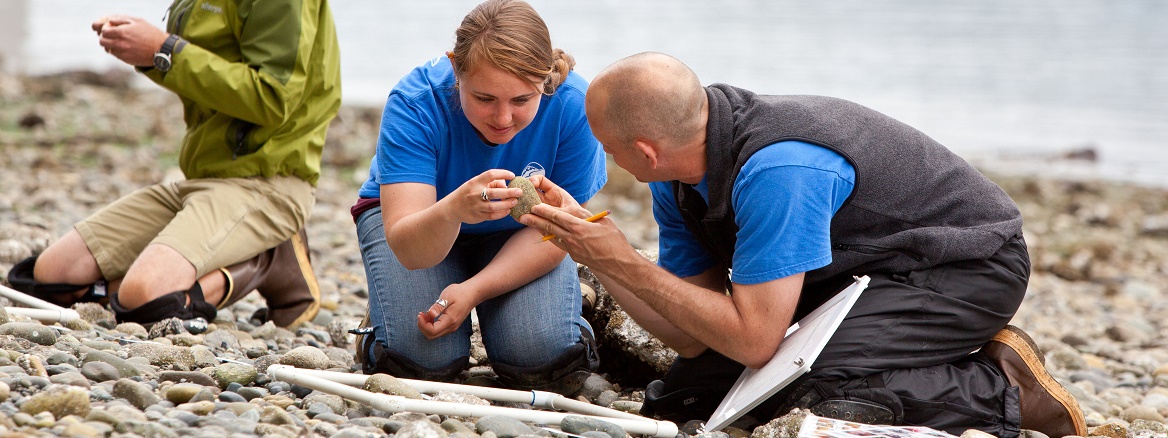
[5,0,1166,186]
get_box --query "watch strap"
[160,34,181,56]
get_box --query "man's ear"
[633,139,659,169]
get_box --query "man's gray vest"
[673,84,1023,288]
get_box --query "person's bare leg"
[116,244,226,309]
[197,268,226,305]
[32,229,103,298]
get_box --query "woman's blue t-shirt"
[649,140,856,285]
[358,56,607,234]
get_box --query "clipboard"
[706,275,870,431]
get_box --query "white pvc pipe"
[0,283,65,310]
[266,365,643,421]
[268,365,678,438]
[5,307,81,324]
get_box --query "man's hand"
[519,176,633,269]
[93,15,169,67]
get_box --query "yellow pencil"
[539,210,611,242]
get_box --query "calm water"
[5,0,1167,186]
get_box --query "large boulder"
[580,249,677,383]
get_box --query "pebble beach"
[1,70,1167,438]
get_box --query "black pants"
[648,235,1030,436]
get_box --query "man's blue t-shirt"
[358,56,607,234]
[650,141,856,285]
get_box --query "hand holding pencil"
[520,175,635,270]
[539,210,610,242]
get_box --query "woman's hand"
[417,283,477,339]
[452,169,524,225]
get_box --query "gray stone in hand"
[508,176,542,221]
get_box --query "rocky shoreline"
[1,70,1167,437]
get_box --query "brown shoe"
[580,282,597,313]
[983,325,1087,437]
[222,229,321,327]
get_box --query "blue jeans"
[356,206,591,372]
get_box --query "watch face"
[153,53,172,72]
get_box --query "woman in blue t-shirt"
[350,0,607,393]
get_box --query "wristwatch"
[152,34,182,72]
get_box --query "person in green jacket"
[5,0,341,328]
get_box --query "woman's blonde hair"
[450,0,575,95]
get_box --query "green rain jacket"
[142,0,341,186]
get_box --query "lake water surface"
[5,0,1166,186]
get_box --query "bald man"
[520,52,1085,437]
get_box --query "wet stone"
[125,343,197,370]
[159,370,217,387]
[314,412,347,424]
[237,386,267,401]
[290,384,313,399]
[73,303,115,326]
[80,340,121,351]
[279,345,330,370]
[46,351,79,367]
[164,383,204,404]
[212,362,257,389]
[114,323,149,339]
[19,384,91,418]
[111,378,161,410]
[218,391,247,403]
[177,400,217,416]
[303,392,346,415]
[80,362,121,383]
[46,363,80,376]
[396,419,449,437]
[203,329,241,351]
[364,373,422,399]
[577,373,615,401]
[306,401,333,418]
[48,371,90,388]
[477,415,535,438]
[81,350,140,378]
[189,387,217,403]
[259,405,298,426]
[561,415,625,438]
[149,317,188,338]
[115,420,179,438]
[0,322,58,345]
[266,381,291,394]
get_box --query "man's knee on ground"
[115,276,172,309]
[32,231,101,284]
[110,282,217,324]
[6,255,107,307]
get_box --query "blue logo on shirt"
[521,162,545,178]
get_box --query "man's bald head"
[587,52,706,150]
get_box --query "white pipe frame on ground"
[0,283,81,324]
[267,365,643,420]
[267,365,679,438]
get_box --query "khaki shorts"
[75,176,315,280]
